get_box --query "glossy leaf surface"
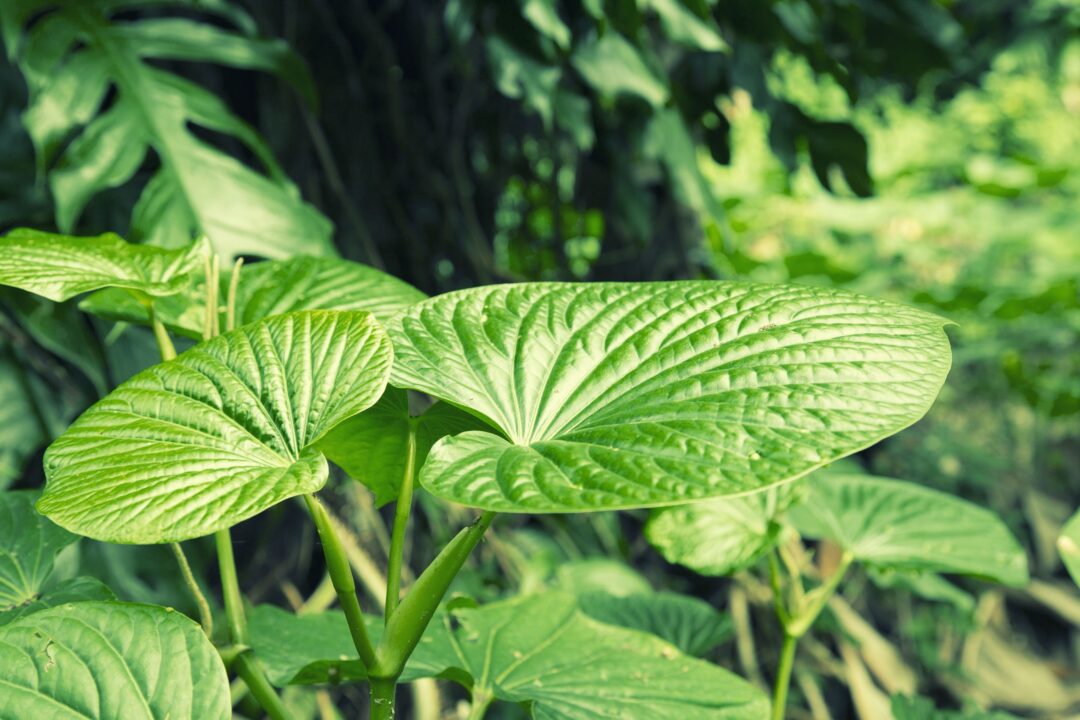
[81,255,426,339]
[390,282,952,513]
[317,387,494,506]
[0,601,229,719]
[788,473,1029,586]
[38,311,391,543]
[646,484,802,576]
[0,230,206,302]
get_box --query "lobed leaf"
[38,311,392,543]
[0,601,229,719]
[390,282,952,513]
[788,473,1029,586]
[0,230,207,302]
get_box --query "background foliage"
[2,0,1079,718]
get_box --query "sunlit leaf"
[571,33,669,106]
[390,282,952,513]
[38,311,391,543]
[0,229,207,302]
[0,601,229,719]
[646,484,802,576]
[80,255,426,339]
[643,0,728,51]
[788,473,1028,586]
[1058,507,1080,587]
[317,387,494,506]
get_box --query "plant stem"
[215,527,291,720]
[149,312,176,361]
[303,493,378,668]
[385,421,418,618]
[170,542,213,637]
[225,257,243,332]
[466,693,493,720]
[771,632,798,720]
[370,677,397,720]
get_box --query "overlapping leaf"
[38,311,392,543]
[788,473,1029,586]
[0,492,78,615]
[80,255,426,339]
[576,590,731,657]
[1,1,331,259]
[0,229,207,302]
[390,282,952,513]
[646,484,802,576]
[0,601,229,719]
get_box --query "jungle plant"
[647,469,1029,719]
[0,227,955,719]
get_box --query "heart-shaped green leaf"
[646,484,802,576]
[38,310,392,543]
[390,282,952,512]
[1058,508,1080,587]
[788,473,1029,586]
[576,590,732,657]
[80,255,427,339]
[0,229,207,302]
[0,601,229,719]
[317,387,495,506]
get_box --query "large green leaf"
[390,282,952,513]
[646,483,802,576]
[1058,507,1080,587]
[317,387,495,506]
[431,593,766,719]
[38,310,392,543]
[0,601,229,719]
[81,255,427,340]
[788,473,1029,586]
[576,590,732,657]
[0,229,207,302]
[1,1,330,260]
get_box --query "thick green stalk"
[370,677,397,720]
[771,632,798,720]
[385,421,418,618]
[303,494,377,668]
[374,511,495,678]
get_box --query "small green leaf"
[38,310,392,543]
[646,484,802,576]
[390,282,952,513]
[0,491,78,614]
[571,33,669,106]
[577,590,732,657]
[643,0,728,51]
[788,473,1029,586]
[317,387,494,506]
[0,601,229,719]
[0,229,207,302]
[867,568,973,612]
[81,255,426,339]
[1058,507,1080,587]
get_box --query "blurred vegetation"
[2,0,1080,718]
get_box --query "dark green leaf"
[577,590,732,657]
[0,491,77,615]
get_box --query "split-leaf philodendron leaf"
[1056,507,1080,587]
[0,229,207,302]
[81,255,427,339]
[389,282,952,513]
[317,387,494,506]
[38,310,392,543]
[0,602,229,719]
[646,484,802,576]
[788,473,1029,586]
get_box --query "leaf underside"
[38,310,392,543]
[390,282,952,513]
[0,602,229,719]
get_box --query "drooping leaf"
[646,483,802,576]
[429,593,767,719]
[1058,507,1080,587]
[317,387,495,506]
[1,1,331,259]
[80,255,426,340]
[38,310,392,543]
[247,604,458,686]
[389,282,952,513]
[788,473,1029,586]
[0,601,229,719]
[0,491,77,614]
[571,33,669,107]
[576,590,732,657]
[0,229,207,302]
